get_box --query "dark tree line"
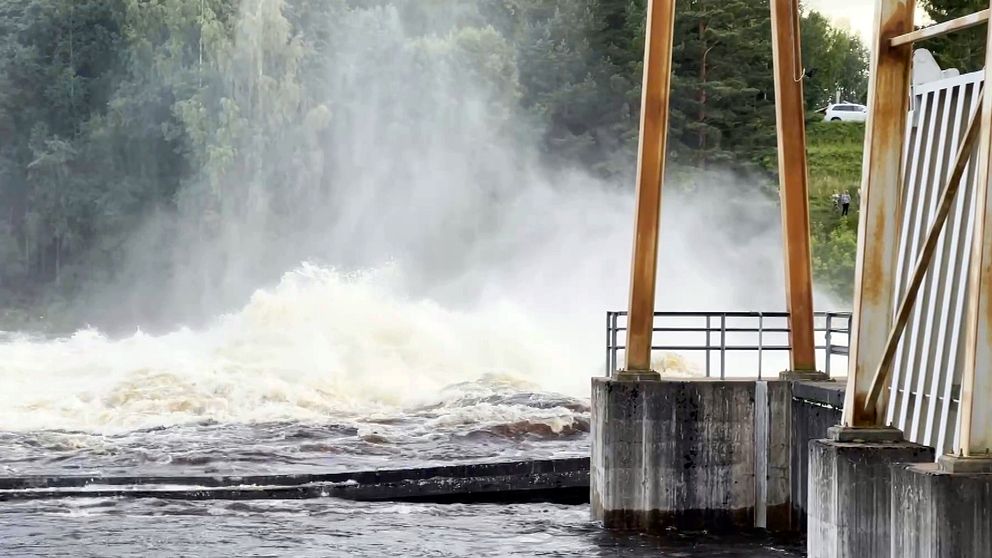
[0,0,869,326]
[919,0,987,72]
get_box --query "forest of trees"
[0,0,908,330]
[919,0,988,72]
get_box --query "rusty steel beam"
[864,95,983,412]
[842,0,916,427]
[620,0,676,377]
[889,9,989,47]
[957,23,992,457]
[770,0,816,372]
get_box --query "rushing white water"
[0,264,596,434]
[0,2,796,438]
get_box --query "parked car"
[824,103,868,122]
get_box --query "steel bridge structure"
[597,1,992,555]
[618,0,992,468]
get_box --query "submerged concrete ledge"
[0,457,589,504]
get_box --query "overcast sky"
[805,0,933,46]
[805,0,874,43]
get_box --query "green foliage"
[668,0,775,169]
[505,0,869,174]
[508,0,643,175]
[0,0,867,325]
[919,0,986,72]
[806,120,865,184]
[0,0,127,302]
[800,11,869,108]
[806,120,865,301]
[812,224,858,300]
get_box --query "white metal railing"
[887,69,982,454]
[605,311,851,379]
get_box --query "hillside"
[806,120,865,303]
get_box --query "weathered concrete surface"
[0,457,589,504]
[780,370,830,381]
[807,438,934,558]
[892,462,992,558]
[756,380,792,529]
[792,380,846,408]
[790,380,844,529]
[592,378,793,532]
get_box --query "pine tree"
[919,0,986,73]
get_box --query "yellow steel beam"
[620,0,677,377]
[958,16,992,457]
[842,0,916,427]
[770,0,816,372]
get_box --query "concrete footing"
[590,378,791,532]
[891,458,992,557]
[614,369,662,381]
[807,430,934,558]
[936,454,992,473]
[789,381,845,529]
[779,370,830,382]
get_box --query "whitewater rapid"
[0,264,592,435]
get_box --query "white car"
[824,103,868,122]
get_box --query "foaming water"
[0,249,767,479]
[0,265,587,436]
[0,1,797,484]
[0,6,816,555]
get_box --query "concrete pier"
[591,378,792,532]
[807,429,934,558]
[891,458,992,558]
[789,381,844,528]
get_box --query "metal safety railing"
[605,311,852,379]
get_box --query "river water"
[0,0,816,552]
[0,392,804,558]
[0,391,590,478]
[0,267,805,556]
[0,498,803,557]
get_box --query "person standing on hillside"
[840,191,851,216]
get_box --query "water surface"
[0,498,803,557]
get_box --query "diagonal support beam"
[863,93,983,412]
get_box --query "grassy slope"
[805,120,865,303]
